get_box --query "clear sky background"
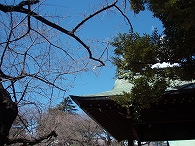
[41,0,163,104]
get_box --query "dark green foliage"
[129,0,195,72]
[55,96,78,115]
[112,30,159,76]
[129,0,145,14]
[111,0,195,119]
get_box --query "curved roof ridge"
[72,79,195,97]
[81,79,133,97]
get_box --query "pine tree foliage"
[55,97,78,115]
[111,0,195,119]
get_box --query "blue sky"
[1,0,163,109]
[38,0,163,104]
[58,1,164,96]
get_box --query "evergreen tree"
[55,97,78,114]
[111,0,195,118]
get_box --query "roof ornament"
[126,108,132,119]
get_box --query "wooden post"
[167,141,170,146]
[128,119,133,146]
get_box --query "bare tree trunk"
[0,82,18,145]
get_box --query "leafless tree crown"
[0,0,132,145]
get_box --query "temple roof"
[73,78,195,97]
[70,79,195,142]
[81,79,133,97]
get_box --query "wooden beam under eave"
[133,127,140,141]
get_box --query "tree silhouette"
[55,97,78,115]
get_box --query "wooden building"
[70,79,195,146]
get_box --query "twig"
[8,131,57,145]
[114,5,133,32]
[72,1,118,33]
[0,1,124,66]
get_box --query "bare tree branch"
[114,5,133,31]
[72,0,118,33]
[31,28,75,61]
[0,1,109,66]
[18,0,39,7]
[0,0,132,67]
[0,1,133,145]
[26,73,66,92]
[8,130,57,145]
